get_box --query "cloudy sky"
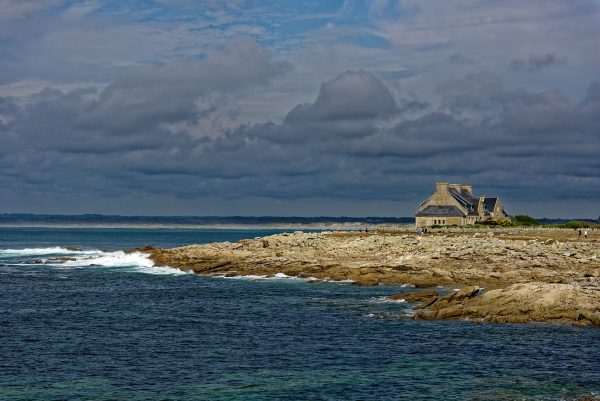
[1,0,599,217]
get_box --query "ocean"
[1,227,598,401]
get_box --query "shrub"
[512,215,540,226]
[482,219,515,227]
[560,221,592,229]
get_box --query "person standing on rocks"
[584,229,588,239]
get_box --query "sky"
[0,0,599,218]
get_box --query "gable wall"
[416,182,467,215]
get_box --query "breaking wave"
[0,247,98,256]
[0,247,187,275]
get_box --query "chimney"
[435,182,449,192]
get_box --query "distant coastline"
[0,213,414,230]
[1,213,599,231]
[0,222,394,230]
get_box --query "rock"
[53,257,77,262]
[413,277,452,288]
[418,286,480,313]
[389,289,438,303]
[390,289,439,308]
[140,230,600,325]
[351,274,380,286]
[414,282,600,325]
[35,256,77,264]
[432,268,452,278]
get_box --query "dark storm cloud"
[79,37,291,133]
[193,71,600,202]
[286,70,398,122]
[1,66,599,211]
[1,38,288,153]
[436,72,504,112]
[509,53,566,73]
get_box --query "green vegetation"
[550,221,593,229]
[427,216,596,230]
[512,215,540,226]
[481,219,516,227]
[470,216,541,227]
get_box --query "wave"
[0,247,187,276]
[369,296,407,304]
[62,251,189,275]
[0,247,98,256]
[62,251,153,268]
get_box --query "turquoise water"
[0,227,598,400]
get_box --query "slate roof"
[416,205,465,217]
[483,197,498,212]
[448,187,478,214]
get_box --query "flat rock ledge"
[412,283,600,326]
[139,231,600,326]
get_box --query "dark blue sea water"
[1,227,598,401]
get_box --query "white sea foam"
[369,296,407,304]
[0,247,98,256]
[62,251,154,268]
[220,274,269,280]
[132,264,191,276]
[403,309,416,317]
[62,251,189,275]
[272,272,311,280]
[219,273,315,282]
[1,247,187,276]
[323,278,355,283]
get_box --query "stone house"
[415,182,509,227]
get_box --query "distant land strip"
[0,213,415,228]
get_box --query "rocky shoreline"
[142,230,600,326]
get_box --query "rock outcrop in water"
[142,230,600,325]
[389,289,438,308]
[412,283,600,325]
